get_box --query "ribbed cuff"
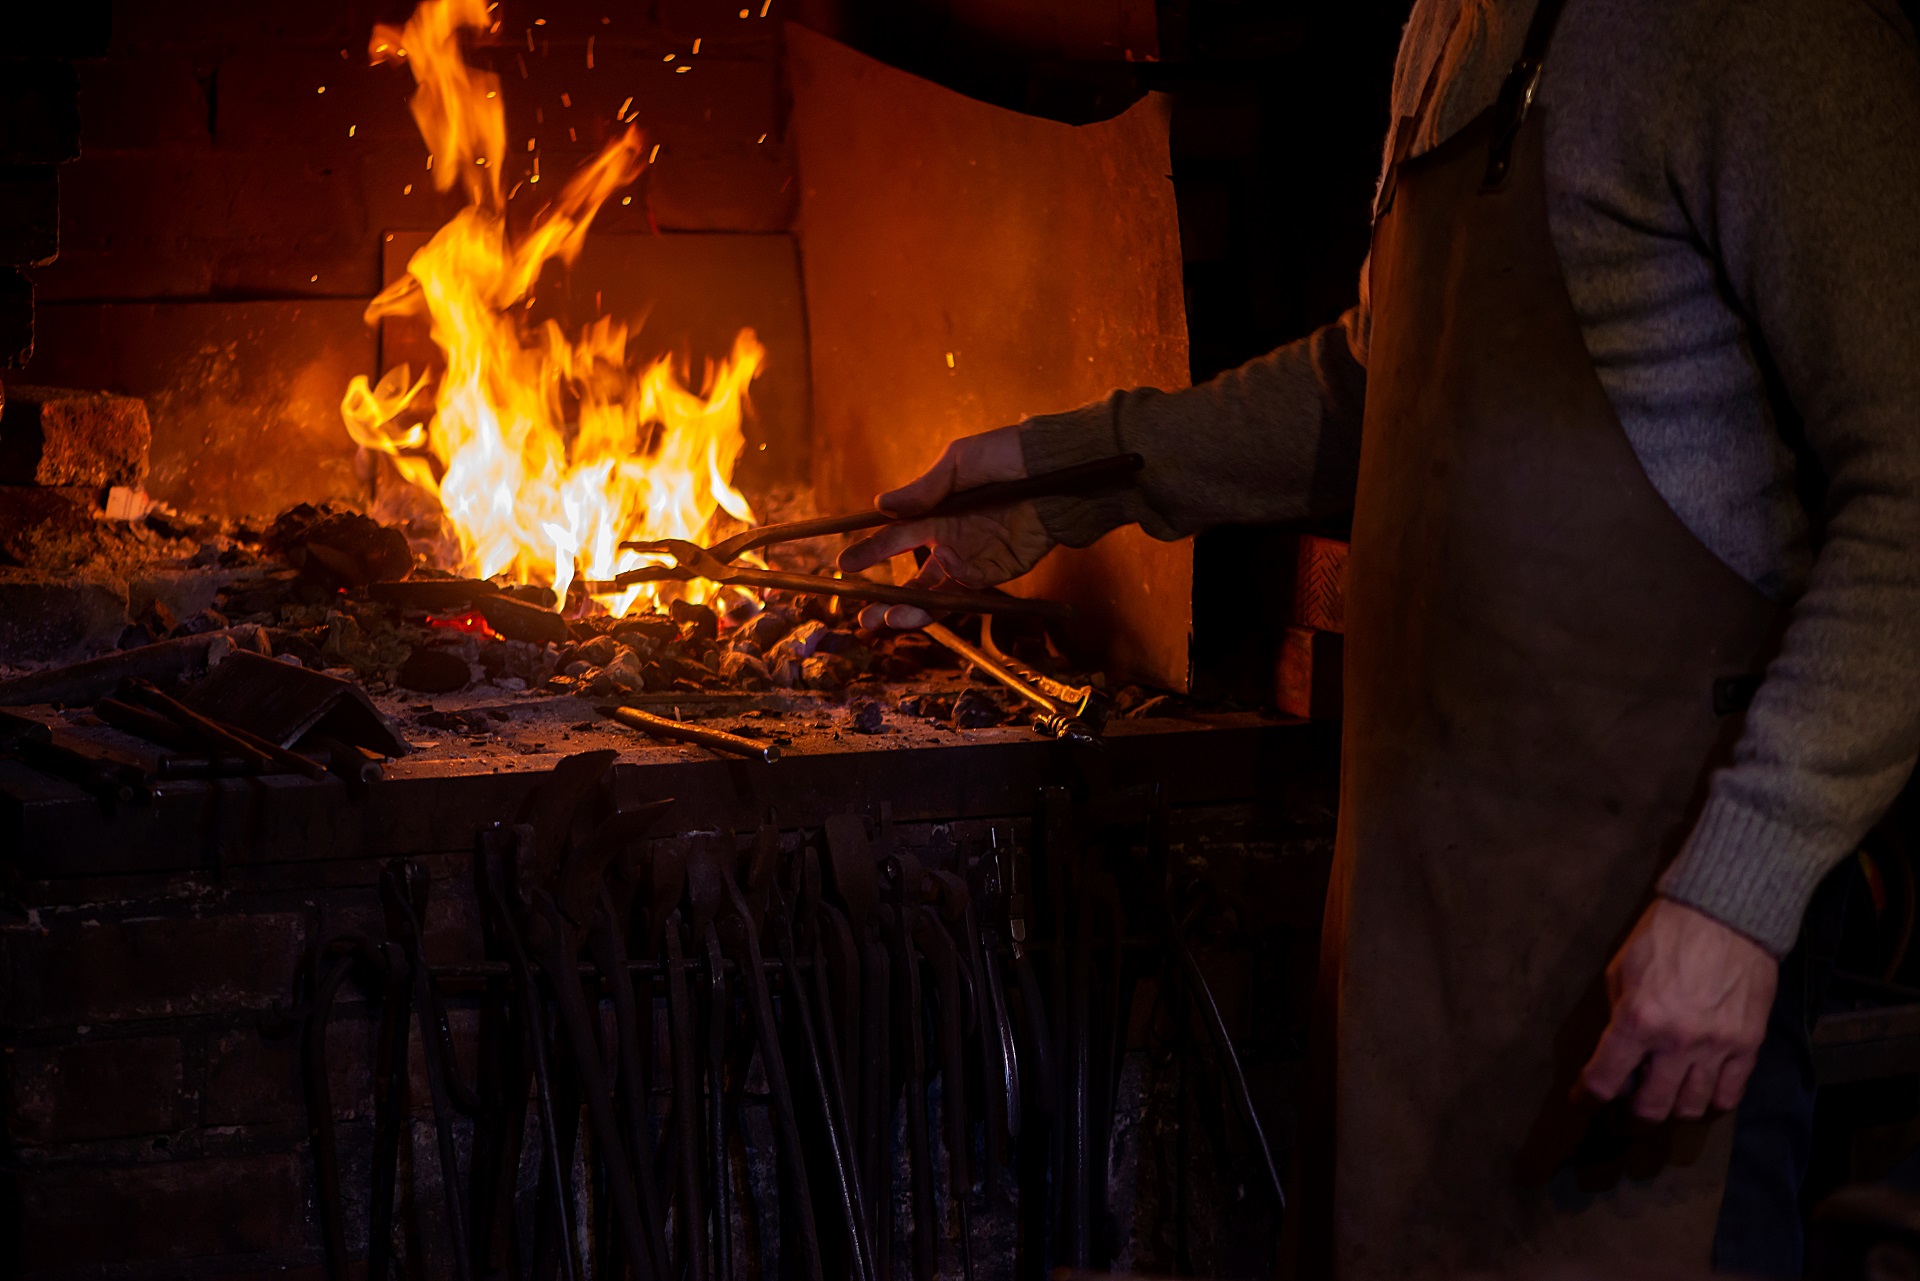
[1657,791,1845,958]
[1018,394,1141,549]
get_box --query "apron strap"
[1484,0,1572,188]
[1372,39,1451,222]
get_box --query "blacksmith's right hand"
[837,425,1056,630]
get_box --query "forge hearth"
[0,4,1348,1277]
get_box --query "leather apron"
[1307,0,1783,1274]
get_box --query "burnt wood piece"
[0,628,267,707]
[185,650,410,758]
[475,593,569,645]
[0,384,150,488]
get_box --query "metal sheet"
[787,25,1193,690]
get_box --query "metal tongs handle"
[629,453,1144,566]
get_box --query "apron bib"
[1303,1,1782,1274]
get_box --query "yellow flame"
[344,0,762,617]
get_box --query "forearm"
[1655,0,1920,956]
[1019,308,1368,547]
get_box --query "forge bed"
[0,706,1336,1281]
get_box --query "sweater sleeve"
[1656,0,1920,955]
[1017,307,1370,548]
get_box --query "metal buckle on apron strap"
[1483,0,1572,191]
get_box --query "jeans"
[1712,866,1855,1277]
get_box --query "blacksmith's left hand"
[1578,898,1778,1122]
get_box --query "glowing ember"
[341,0,763,618]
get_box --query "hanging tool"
[712,840,827,1281]
[477,823,581,1281]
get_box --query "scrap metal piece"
[185,650,410,757]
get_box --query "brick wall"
[21,0,804,519]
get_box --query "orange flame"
[343,0,762,617]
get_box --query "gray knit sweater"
[1021,0,1920,956]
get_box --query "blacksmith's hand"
[1578,898,1778,1122]
[836,425,1056,630]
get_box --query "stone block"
[0,383,150,488]
[0,61,80,167]
[1,910,307,1028]
[0,165,59,266]
[14,1154,309,1270]
[9,1034,187,1144]
[0,485,97,574]
[0,570,128,665]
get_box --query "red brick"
[647,144,795,232]
[33,146,378,301]
[109,3,362,53]
[76,57,213,152]
[9,1034,186,1144]
[491,45,779,153]
[656,0,784,46]
[205,1018,373,1128]
[1,912,306,1028]
[1275,625,1343,722]
[0,383,150,488]
[14,1153,309,1269]
[214,52,419,150]
[1289,534,1348,634]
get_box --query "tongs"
[583,453,1144,620]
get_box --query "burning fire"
[340,0,763,617]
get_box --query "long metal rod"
[599,705,781,763]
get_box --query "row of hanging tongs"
[301,748,1052,1281]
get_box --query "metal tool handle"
[644,453,1145,564]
